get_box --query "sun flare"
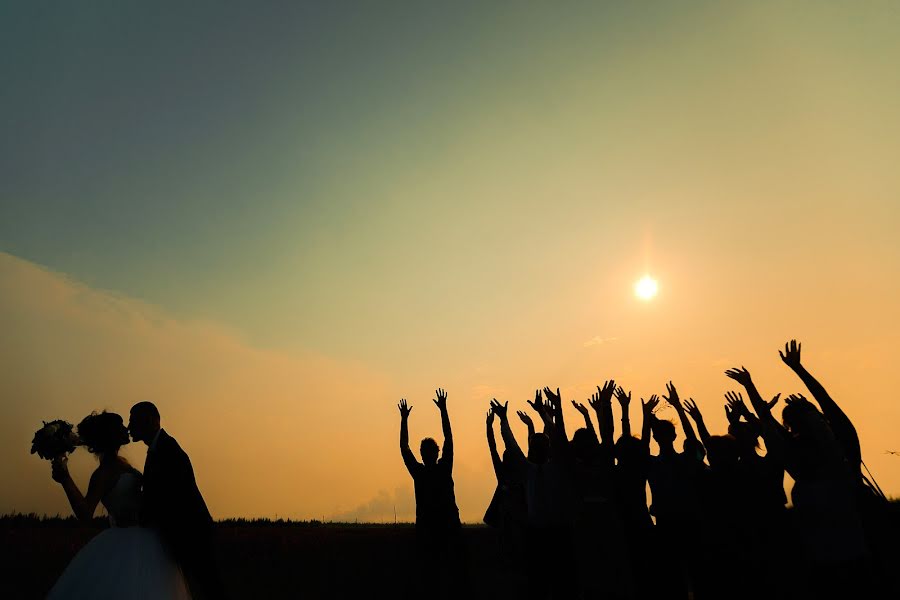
[635,275,659,301]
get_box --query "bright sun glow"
[635,275,659,301]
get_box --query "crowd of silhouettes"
[399,340,896,599]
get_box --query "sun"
[634,275,658,301]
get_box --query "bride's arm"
[52,459,115,521]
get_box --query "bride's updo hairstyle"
[77,411,130,457]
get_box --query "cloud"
[0,252,395,519]
[329,486,414,523]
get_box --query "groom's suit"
[141,429,221,598]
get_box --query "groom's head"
[128,401,161,444]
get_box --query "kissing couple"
[47,402,223,600]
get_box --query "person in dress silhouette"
[48,411,190,599]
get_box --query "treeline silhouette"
[401,340,898,599]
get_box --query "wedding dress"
[47,471,191,599]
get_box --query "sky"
[2,1,899,521]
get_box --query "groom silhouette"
[129,401,223,599]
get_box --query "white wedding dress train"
[48,471,191,600]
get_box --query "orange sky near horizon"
[2,246,898,522]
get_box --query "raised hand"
[571,400,590,417]
[486,410,495,427]
[433,388,448,411]
[779,340,802,370]
[596,380,616,405]
[724,403,737,425]
[489,398,509,419]
[683,398,702,422]
[543,387,562,412]
[614,386,631,409]
[641,394,660,416]
[724,366,753,387]
[662,381,682,411]
[527,389,547,415]
[516,410,533,428]
[51,456,69,483]
[784,392,808,406]
[724,391,747,415]
[398,398,413,418]
[723,391,745,424]
[768,393,781,409]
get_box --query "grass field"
[4,508,898,599]
[0,514,528,599]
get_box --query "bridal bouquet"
[30,420,80,460]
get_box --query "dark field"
[5,510,899,599]
[0,515,528,600]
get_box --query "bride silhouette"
[47,411,190,599]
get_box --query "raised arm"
[486,409,503,481]
[492,399,524,461]
[682,398,711,445]
[663,381,698,444]
[51,458,115,521]
[589,380,616,447]
[571,400,597,438]
[398,399,420,475]
[724,367,780,428]
[543,387,567,442]
[516,410,536,440]
[640,395,660,447]
[725,367,790,462]
[535,388,570,463]
[615,386,632,438]
[780,340,860,465]
[433,388,453,469]
[724,390,777,434]
[527,389,549,434]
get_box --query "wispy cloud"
[0,252,393,520]
[583,336,618,348]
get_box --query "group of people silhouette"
[399,340,894,599]
[41,339,893,599]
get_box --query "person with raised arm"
[485,409,503,486]
[587,380,616,454]
[542,386,569,445]
[483,406,527,566]
[492,392,577,599]
[517,409,537,440]
[573,382,624,599]
[397,389,465,598]
[610,393,657,598]
[614,385,632,438]
[722,390,787,517]
[682,398,749,599]
[662,381,706,465]
[718,389,788,600]
[682,398,711,446]
[648,382,705,600]
[640,394,659,448]
[780,340,862,478]
[571,398,597,440]
[726,349,871,598]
